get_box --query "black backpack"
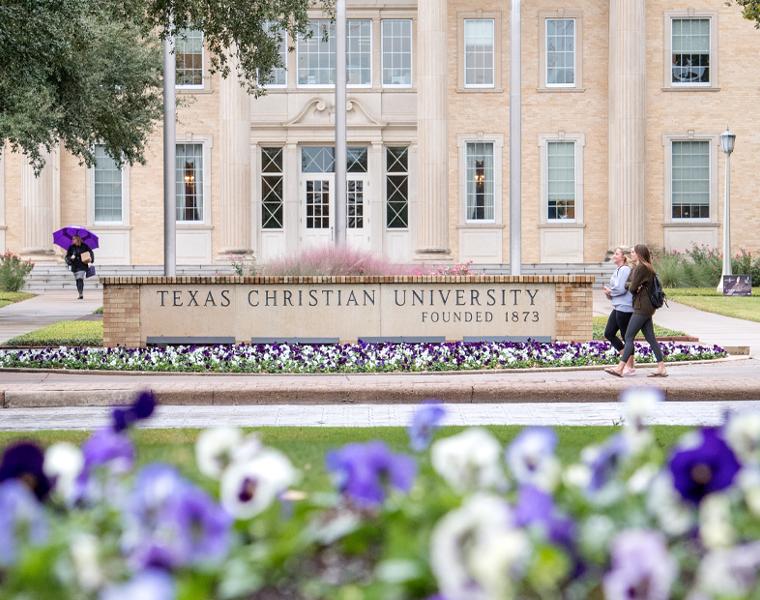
[647,274,667,309]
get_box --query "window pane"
[347,147,368,173]
[302,146,335,173]
[176,143,203,221]
[464,19,495,87]
[672,18,710,84]
[671,140,710,219]
[176,29,204,86]
[386,146,409,228]
[466,142,494,220]
[547,142,575,220]
[382,19,412,86]
[298,20,336,85]
[546,18,575,86]
[259,24,288,86]
[94,145,123,223]
[347,19,371,85]
[261,147,284,229]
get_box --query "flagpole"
[163,19,177,276]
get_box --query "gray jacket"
[608,265,633,313]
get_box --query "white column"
[218,71,252,256]
[608,0,646,249]
[369,141,384,254]
[284,143,300,253]
[21,150,56,255]
[415,0,449,257]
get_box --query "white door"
[300,147,336,249]
[346,174,371,251]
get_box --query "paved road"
[2,400,759,431]
[0,291,102,344]
[1,358,757,406]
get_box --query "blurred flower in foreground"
[0,480,48,567]
[603,529,676,600]
[100,569,175,600]
[195,427,261,480]
[327,441,416,508]
[222,448,298,519]
[432,428,505,493]
[408,401,446,452]
[669,428,741,505]
[621,387,663,453]
[725,411,760,465]
[506,427,560,492]
[44,442,84,506]
[513,485,575,548]
[694,541,760,599]
[112,390,156,433]
[0,441,52,501]
[431,494,528,600]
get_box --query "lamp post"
[334,0,347,246]
[716,127,736,293]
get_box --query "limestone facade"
[1,0,759,266]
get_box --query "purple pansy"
[0,480,48,567]
[112,390,156,432]
[587,434,628,492]
[506,427,560,490]
[82,428,136,473]
[514,485,575,548]
[603,529,676,600]
[326,441,417,508]
[669,428,741,505]
[0,441,52,501]
[408,401,446,451]
[123,464,231,570]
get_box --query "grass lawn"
[6,320,103,346]
[592,316,686,339]
[0,426,688,491]
[666,287,760,322]
[0,291,35,309]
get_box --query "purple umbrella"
[52,226,99,250]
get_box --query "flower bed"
[1,390,759,599]
[0,340,726,373]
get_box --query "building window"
[671,18,710,85]
[298,20,336,86]
[176,29,204,88]
[346,147,368,230]
[261,147,284,229]
[347,19,371,86]
[546,18,575,87]
[259,26,288,87]
[93,145,123,223]
[382,19,412,87]
[176,143,204,222]
[465,142,494,221]
[671,140,710,219]
[386,147,409,229]
[301,146,335,173]
[547,141,576,220]
[463,19,495,88]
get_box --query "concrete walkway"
[593,290,760,356]
[0,291,102,344]
[2,401,759,431]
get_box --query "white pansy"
[431,429,505,492]
[579,515,616,560]
[70,533,103,591]
[221,448,298,519]
[646,472,695,537]
[694,542,760,598]
[621,387,662,454]
[195,427,262,479]
[627,464,658,495]
[44,442,84,505]
[699,493,735,549]
[563,463,592,489]
[738,469,760,516]
[725,412,760,464]
[430,494,527,600]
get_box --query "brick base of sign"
[101,275,595,348]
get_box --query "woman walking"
[605,244,668,378]
[603,247,635,372]
[65,235,93,300]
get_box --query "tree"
[0,0,320,172]
[734,0,760,24]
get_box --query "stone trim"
[100,275,596,285]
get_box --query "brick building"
[1,0,759,267]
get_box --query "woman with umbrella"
[53,227,98,300]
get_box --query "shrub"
[653,251,684,288]
[653,245,758,288]
[0,252,34,292]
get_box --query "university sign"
[101,276,594,347]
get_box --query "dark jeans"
[621,314,664,363]
[604,310,633,353]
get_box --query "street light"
[716,127,736,293]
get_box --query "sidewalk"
[0,291,102,344]
[2,401,759,430]
[1,359,757,407]
[593,290,760,356]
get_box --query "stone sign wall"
[101,276,594,347]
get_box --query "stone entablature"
[102,275,593,347]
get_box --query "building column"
[415,0,449,258]
[21,149,57,255]
[608,0,646,250]
[218,71,252,256]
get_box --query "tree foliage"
[734,0,760,25]
[0,0,324,171]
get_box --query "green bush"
[0,252,34,292]
[653,245,757,288]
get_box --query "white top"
[608,265,633,313]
